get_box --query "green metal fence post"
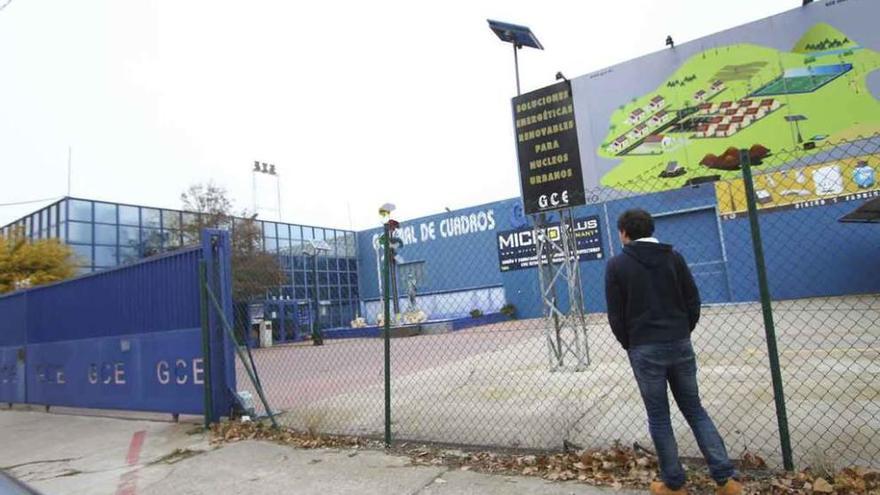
[382,222,393,448]
[199,261,214,428]
[740,149,794,471]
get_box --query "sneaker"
[716,479,743,495]
[650,480,687,495]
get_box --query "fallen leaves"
[207,423,880,494]
[209,421,375,450]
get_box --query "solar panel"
[487,19,544,50]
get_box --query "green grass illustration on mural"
[599,23,880,192]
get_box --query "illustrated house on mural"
[611,135,629,153]
[643,134,673,151]
[697,103,714,115]
[711,80,725,93]
[627,108,647,125]
[695,123,712,138]
[694,89,708,102]
[632,123,649,138]
[715,123,738,138]
[760,98,781,111]
[730,115,749,128]
[650,110,673,126]
[649,96,667,111]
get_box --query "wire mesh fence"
[225,135,879,470]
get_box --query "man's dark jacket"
[604,241,701,349]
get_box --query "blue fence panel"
[0,239,236,416]
[26,328,204,414]
[0,346,25,404]
[26,248,202,344]
[0,292,27,347]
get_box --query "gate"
[0,229,235,420]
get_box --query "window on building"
[71,244,93,266]
[68,222,93,244]
[163,210,182,230]
[48,205,57,231]
[141,228,163,256]
[263,222,276,238]
[265,237,278,252]
[94,246,118,267]
[68,199,92,221]
[141,208,161,228]
[95,224,117,245]
[119,246,139,264]
[165,230,182,248]
[182,212,199,230]
[398,261,426,291]
[277,237,291,254]
[94,202,117,224]
[119,205,139,226]
[119,226,139,246]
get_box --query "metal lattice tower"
[534,208,591,371]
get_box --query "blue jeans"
[628,339,736,489]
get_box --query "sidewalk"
[0,408,639,495]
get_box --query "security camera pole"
[379,203,397,447]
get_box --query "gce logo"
[538,190,569,209]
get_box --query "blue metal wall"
[357,201,508,301]
[0,238,234,416]
[356,184,879,321]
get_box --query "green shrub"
[500,303,517,319]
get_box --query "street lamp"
[784,114,808,144]
[487,19,544,96]
[303,239,331,346]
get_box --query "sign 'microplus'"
[512,80,587,215]
[496,215,603,272]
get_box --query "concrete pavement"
[0,408,639,495]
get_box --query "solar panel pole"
[513,43,522,96]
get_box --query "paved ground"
[0,408,637,495]
[237,295,880,469]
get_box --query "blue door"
[654,208,731,304]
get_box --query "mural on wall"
[715,154,878,219]
[570,0,880,193]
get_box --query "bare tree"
[181,182,284,301]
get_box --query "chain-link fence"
[228,135,879,471]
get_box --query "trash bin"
[259,320,273,348]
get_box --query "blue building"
[356,183,880,323]
[4,182,878,333]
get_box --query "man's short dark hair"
[617,209,655,240]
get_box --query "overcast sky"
[0,0,798,230]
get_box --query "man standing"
[605,209,741,495]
